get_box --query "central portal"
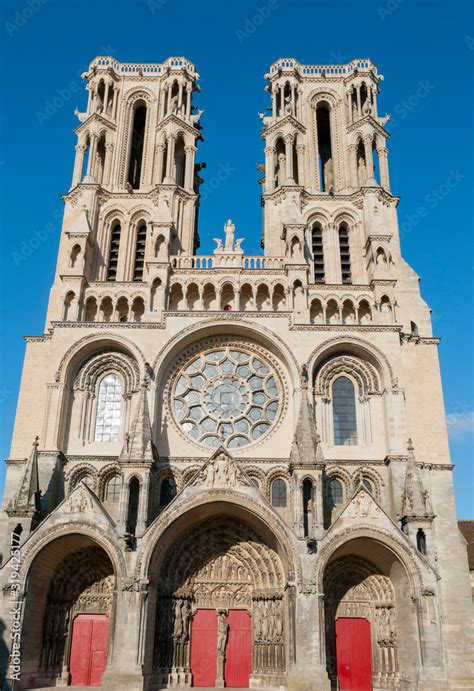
[151,515,286,688]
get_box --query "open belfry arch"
[0,55,472,691]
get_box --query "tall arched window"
[104,475,121,501]
[303,479,313,537]
[106,222,121,281]
[332,376,357,446]
[416,528,427,555]
[326,478,343,507]
[316,103,333,192]
[338,226,352,284]
[133,223,147,281]
[126,478,140,535]
[94,373,122,442]
[271,479,287,507]
[159,477,177,507]
[312,225,325,284]
[127,104,147,189]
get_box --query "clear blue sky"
[0,0,472,517]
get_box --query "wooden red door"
[69,614,109,687]
[191,609,218,687]
[225,610,252,688]
[335,617,372,691]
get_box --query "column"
[348,144,359,189]
[86,85,93,114]
[371,87,378,117]
[103,80,111,115]
[284,134,295,184]
[265,146,276,192]
[72,144,86,186]
[356,85,362,117]
[85,134,98,179]
[377,147,390,190]
[163,134,176,183]
[364,136,377,185]
[186,85,192,119]
[153,143,165,185]
[178,82,184,114]
[272,88,277,118]
[103,143,114,185]
[136,474,150,535]
[166,85,172,115]
[296,145,305,186]
[347,89,353,123]
[291,84,296,115]
[112,88,119,119]
[184,145,196,190]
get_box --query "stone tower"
[0,56,472,691]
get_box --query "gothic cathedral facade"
[0,56,472,691]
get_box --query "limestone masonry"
[0,55,472,691]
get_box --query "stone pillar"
[377,147,390,190]
[184,145,196,191]
[85,134,98,179]
[136,474,150,535]
[265,146,276,192]
[153,143,165,185]
[272,88,277,118]
[356,85,362,117]
[297,145,305,186]
[103,80,111,114]
[348,144,358,189]
[364,136,377,186]
[186,85,192,119]
[103,143,114,185]
[291,84,296,115]
[72,144,86,186]
[284,135,295,184]
[86,85,95,114]
[163,134,176,183]
[112,88,120,119]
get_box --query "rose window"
[171,346,282,449]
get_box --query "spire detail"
[119,382,156,464]
[401,439,434,518]
[6,436,42,518]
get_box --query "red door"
[225,610,252,688]
[70,614,109,686]
[335,617,372,691]
[191,609,218,687]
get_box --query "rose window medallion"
[171,346,282,449]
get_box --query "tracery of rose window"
[171,346,282,449]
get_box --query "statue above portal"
[213,219,245,255]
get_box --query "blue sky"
[0,0,472,517]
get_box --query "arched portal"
[20,534,116,688]
[145,505,290,689]
[322,537,419,690]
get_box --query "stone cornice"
[156,112,200,138]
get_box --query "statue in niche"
[362,98,372,116]
[217,610,228,656]
[284,94,292,115]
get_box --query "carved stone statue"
[224,219,235,252]
[217,610,228,656]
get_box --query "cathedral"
[0,55,472,691]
